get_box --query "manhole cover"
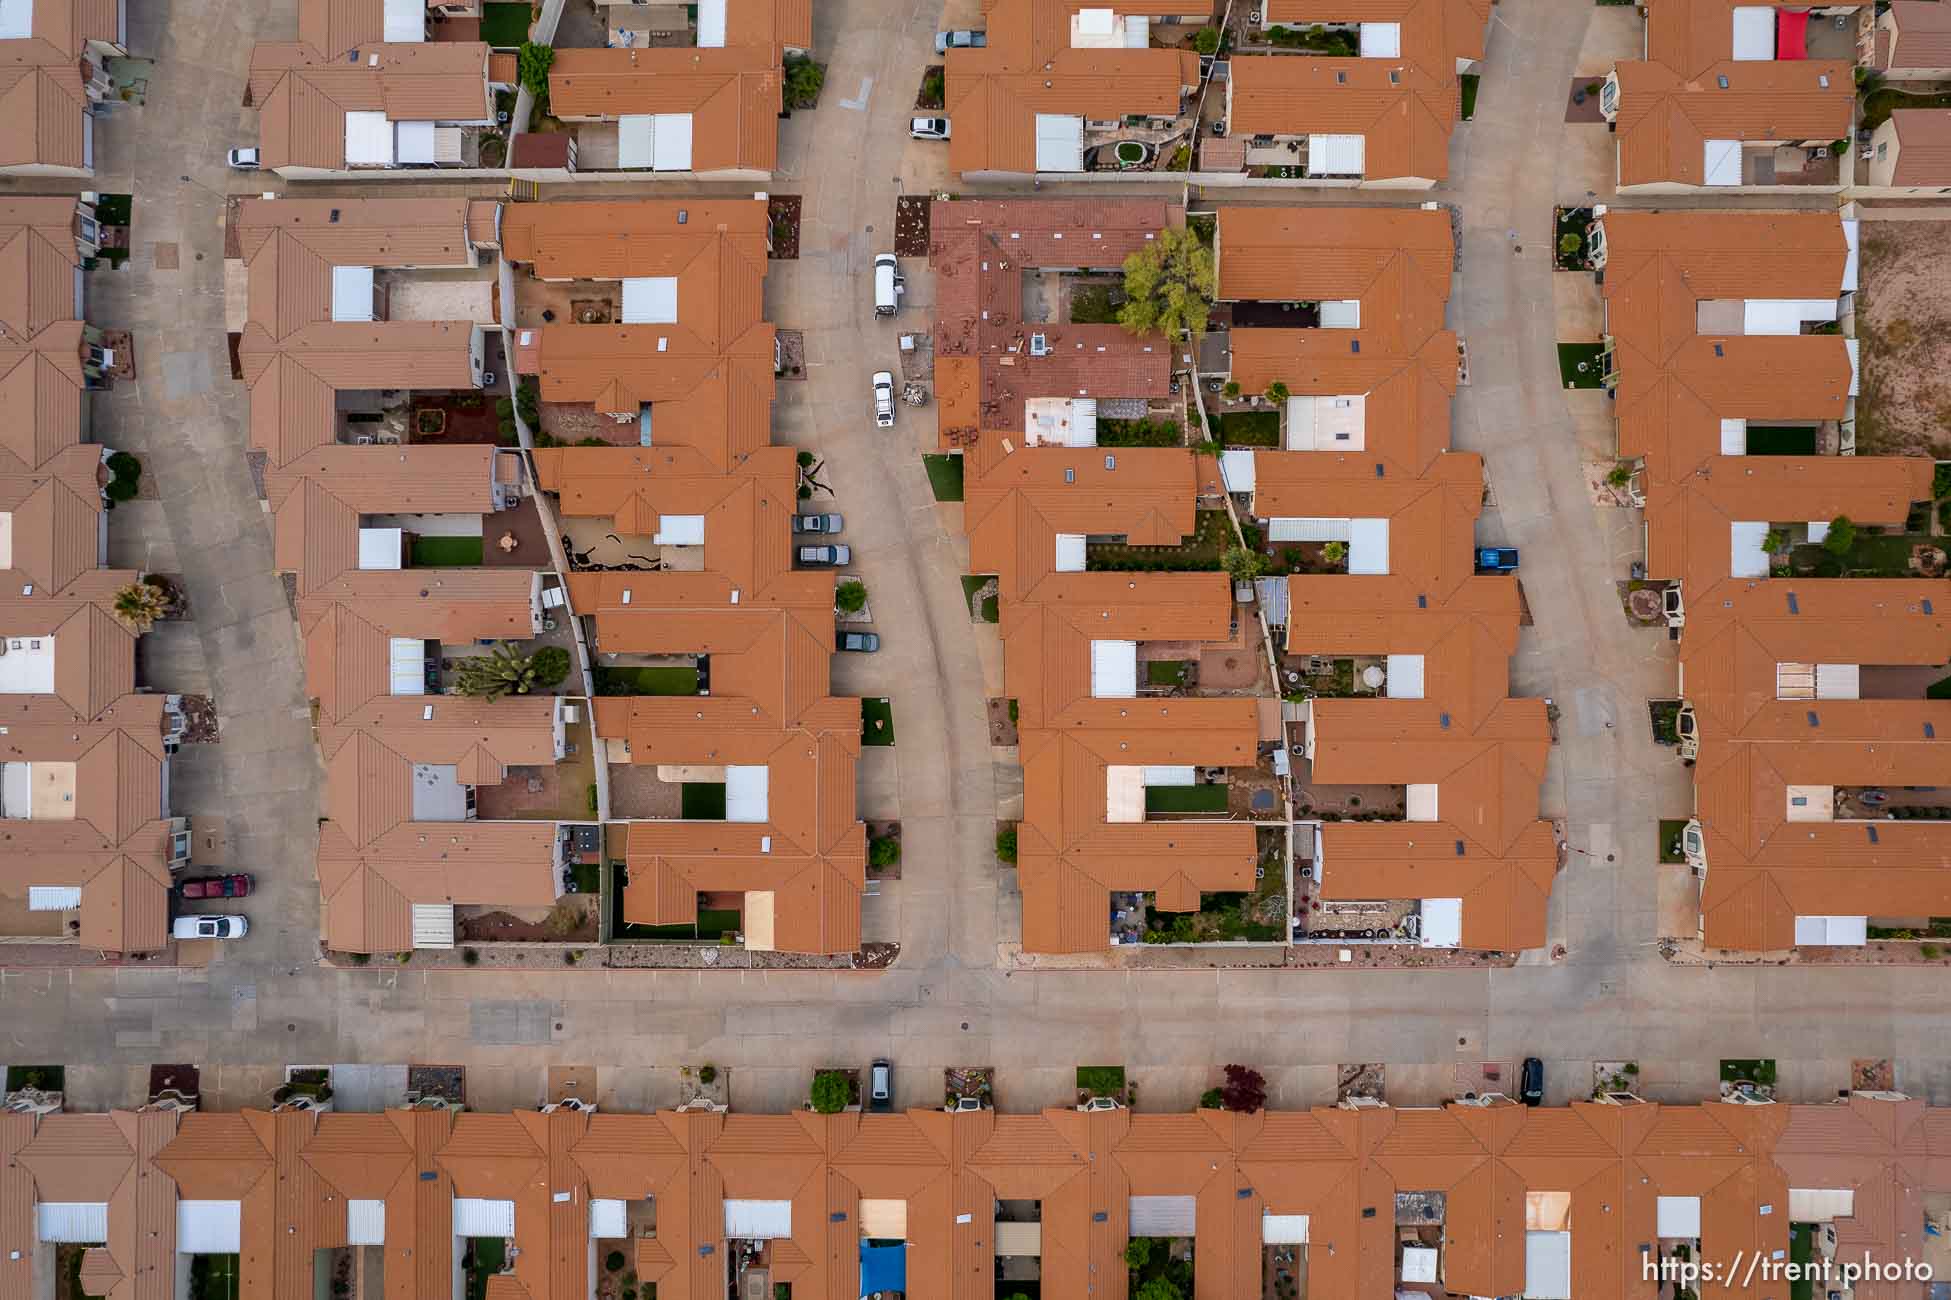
[1251,789,1277,814]
[1627,588,1663,620]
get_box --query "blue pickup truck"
[1474,547,1520,575]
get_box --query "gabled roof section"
[548,47,783,173]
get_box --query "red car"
[179,874,252,900]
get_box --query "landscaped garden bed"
[1218,410,1280,445]
[915,63,944,109]
[1087,508,1231,572]
[923,453,964,501]
[1557,341,1607,388]
[1096,416,1181,446]
[862,697,896,746]
[593,665,699,695]
[1554,206,1594,271]
[767,195,801,260]
[410,535,484,567]
[1658,819,1689,864]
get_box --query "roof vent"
[1030,333,1048,356]
[1806,710,1819,727]
[1350,339,1360,353]
[1924,598,1935,615]
[419,1171,437,1181]
[329,209,340,223]
[1454,841,1465,856]
[677,209,688,224]
[1104,455,1116,470]
[1388,70,1399,85]
[1417,594,1427,608]
[1236,1188,1253,1199]
[1439,713,1451,728]
[1374,463,1384,477]
[1867,825,1880,844]
[1928,722,1937,738]
[1713,343,1724,357]
[1716,75,1729,89]
[1064,467,1076,483]
[1362,1207,1376,1218]
[348,49,359,61]
[698,1245,714,1257]
[830,1212,848,1222]
[1336,71,1347,84]
[1818,73,1829,88]
[1786,591,1798,614]
[1093,1212,1108,1223]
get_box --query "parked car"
[934,29,986,52]
[226,147,260,169]
[839,631,880,653]
[873,253,904,317]
[1519,1057,1544,1107]
[911,116,951,140]
[869,1060,893,1112]
[793,513,844,535]
[798,544,851,567]
[179,873,253,900]
[873,371,895,428]
[1474,546,1520,575]
[172,914,248,940]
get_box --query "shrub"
[797,449,815,467]
[1198,1087,1223,1109]
[1264,380,1289,405]
[605,1251,627,1273]
[1222,380,1241,400]
[348,952,370,965]
[515,375,541,428]
[107,450,142,482]
[784,56,825,107]
[1124,1239,1154,1270]
[565,950,579,965]
[1220,1063,1267,1113]
[1192,26,1220,54]
[516,41,554,97]
[111,580,169,632]
[463,947,481,966]
[699,1063,717,1084]
[920,67,944,106]
[1222,546,1265,584]
[1321,540,1348,567]
[868,836,901,867]
[836,579,867,614]
[530,645,572,687]
[995,826,1017,864]
[809,1070,850,1113]
[1923,943,1941,960]
[586,782,599,815]
[105,475,139,503]
[1559,233,1582,256]
[1822,514,1857,556]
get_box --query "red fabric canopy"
[1777,8,1809,60]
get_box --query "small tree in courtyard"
[1220,1064,1267,1113]
[111,580,169,633]
[836,579,867,614]
[1118,226,1214,341]
[1264,380,1289,406]
[454,643,552,702]
[809,1070,850,1114]
[517,41,554,97]
[1822,515,1857,557]
[1222,546,1265,584]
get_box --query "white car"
[873,371,895,428]
[911,116,950,140]
[173,914,248,940]
[226,146,261,169]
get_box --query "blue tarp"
[858,1241,907,1297]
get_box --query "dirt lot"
[1856,222,1951,458]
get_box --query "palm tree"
[111,580,169,633]
[453,643,541,702]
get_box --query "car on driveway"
[798,544,851,567]
[226,147,260,169]
[173,914,248,940]
[793,513,844,534]
[179,873,253,900]
[869,1060,893,1112]
[1519,1057,1544,1106]
[839,631,880,652]
[873,371,895,428]
[911,116,951,140]
[935,29,986,52]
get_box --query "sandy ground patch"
[1856,221,1951,459]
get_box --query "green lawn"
[1862,87,1951,131]
[862,697,896,746]
[1077,1065,1125,1096]
[463,1238,505,1300]
[1069,284,1124,324]
[1146,659,1190,687]
[410,535,485,567]
[1558,342,1607,389]
[1088,508,1231,572]
[922,453,965,502]
[568,860,601,894]
[1789,1222,1814,1300]
[1790,532,1931,578]
[1145,783,1229,813]
[190,1253,241,1300]
[479,2,531,45]
[961,574,999,623]
[1744,425,1818,456]
[1097,417,1182,447]
[1658,818,1689,864]
[981,592,998,622]
[94,194,132,226]
[1720,1058,1777,1087]
[681,782,727,820]
[610,864,742,940]
[1218,410,1281,446]
[594,665,699,696]
[1460,72,1480,121]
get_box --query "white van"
[873,253,903,316]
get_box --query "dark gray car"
[934,29,986,53]
[793,513,844,534]
[839,631,880,652]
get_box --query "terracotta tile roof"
[548,47,783,173]
[944,0,1200,176]
[1885,0,1951,71]
[1601,209,1948,949]
[1889,108,1951,184]
[0,0,120,173]
[1611,0,1853,188]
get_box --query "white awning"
[622,276,679,324]
[1789,1188,1854,1221]
[1743,298,1837,335]
[1420,897,1462,949]
[995,1220,1042,1256]
[619,115,656,168]
[396,119,437,165]
[36,1203,108,1243]
[1267,517,1351,543]
[1385,654,1425,699]
[1071,397,1097,443]
[434,126,464,163]
[332,266,376,322]
[1105,765,1144,823]
[1128,1195,1196,1236]
[1142,766,1196,786]
[1719,417,1747,454]
[1785,784,1833,822]
[345,111,395,167]
[1286,393,1364,449]
[359,526,403,569]
[1261,1213,1309,1244]
[177,1201,242,1254]
[1219,449,1256,492]
[454,1198,516,1238]
[696,0,727,46]
[1035,114,1085,171]
[348,1199,386,1246]
[859,1198,907,1240]
[1806,519,1831,545]
[652,113,693,170]
[1090,639,1137,698]
[411,902,455,949]
[1816,663,1859,699]
[0,0,30,40]
[1847,337,1860,395]
[383,0,424,42]
[1703,139,1742,186]
[389,637,426,696]
[1406,783,1439,822]
[1524,1229,1573,1299]
[725,765,769,823]
[1307,134,1365,176]
[1348,518,1389,574]
[1842,219,1859,292]
[1401,1245,1438,1282]
[1656,1195,1701,1237]
[651,513,705,545]
[1055,533,1087,572]
[1731,6,1775,60]
[1730,521,1771,578]
[1359,22,1401,58]
[1318,299,1360,328]
[724,1199,792,1239]
[27,885,80,911]
[589,1199,627,1239]
[1794,915,1867,946]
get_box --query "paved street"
[7,0,1951,1119]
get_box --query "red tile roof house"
[1866,0,1951,82]
[1593,208,1950,953]
[1214,206,1555,953]
[1600,0,1864,194]
[230,195,582,957]
[0,1090,1947,1300]
[0,196,194,959]
[1857,108,1951,197]
[0,0,133,176]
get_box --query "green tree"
[1135,1279,1183,1300]
[1118,227,1214,341]
[1124,1239,1155,1271]
[1264,380,1289,405]
[1559,232,1582,256]
[868,836,901,868]
[517,41,554,97]
[995,826,1017,864]
[1198,1087,1224,1109]
[1760,529,1787,555]
[809,1070,850,1114]
[1321,540,1348,567]
[836,579,867,614]
[1606,462,1634,488]
[1222,546,1265,584]
[784,56,825,107]
[111,580,169,633]
[1222,380,1241,400]
[1822,515,1857,556]
[1192,26,1221,55]
[454,642,551,701]
[530,645,572,687]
